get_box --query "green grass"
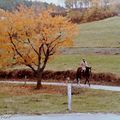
[46,54,120,76]
[72,89,120,113]
[4,53,120,76]
[0,94,67,114]
[75,16,120,47]
[0,84,120,114]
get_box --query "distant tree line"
[0,0,119,23]
[65,0,117,10]
[0,0,31,10]
[64,0,119,23]
[0,0,64,12]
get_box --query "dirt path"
[0,81,120,91]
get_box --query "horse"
[76,66,92,86]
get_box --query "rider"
[80,58,88,73]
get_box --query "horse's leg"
[84,78,87,85]
[76,74,78,84]
[76,77,80,85]
[86,77,90,87]
[78,78,80,85]
[76,72,81,84]
[87,78,90,87]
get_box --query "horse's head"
[86,67,92,72]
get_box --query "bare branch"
[38,44,43,71]
[8,33,36,72]
[42,45,46,56]
[48,34,61,47]
[41,48,49,70]
[27,38,39,55]
[49,41,63,55]
[49,51,56,56]
[26,64,36,73]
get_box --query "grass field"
[9,54,120,76]
[46,54,120,76]
[46,17,120,76]
[0,83,120,114]
[75,16,120,48]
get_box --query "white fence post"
[67,82,72,112]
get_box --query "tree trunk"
[36,72,43,89]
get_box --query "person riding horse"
[76,59,91,86]
[80,59,88,76]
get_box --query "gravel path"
[0,81,120,91]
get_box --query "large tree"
[0,7,77,89]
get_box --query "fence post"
[67,80,72,112]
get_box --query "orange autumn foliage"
[0,6,77,88]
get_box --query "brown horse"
[76,67,92,86]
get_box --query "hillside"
[75,16,120,48]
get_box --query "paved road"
[1,113,120,120]
[0,80,120,91]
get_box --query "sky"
[30,0,65,6]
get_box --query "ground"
[0,83,120,115]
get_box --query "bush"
[0,69,119,83]
[67,8,117,24]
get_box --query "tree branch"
[48,34,61,47]
[41,48,49,71]
[38,44,43,71]
[8,33,36,73]
[49,41,63,56]
[27,38,39,55]
[26,64,36,73]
